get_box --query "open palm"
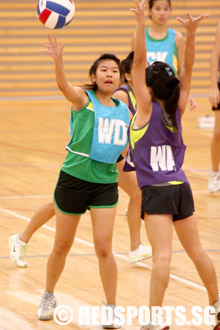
[41,34,65,60]
[176,13,210,33]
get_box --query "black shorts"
[141,183,195,221]
[212,82,220,111]
[117,154,124,162]
[54,171,118,215]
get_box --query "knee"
[53,242,72,256]
[152,251,172,265]
[130,187,142,204]
[48,201,55,217]
[95,242,112,259]
[187,247,205,263]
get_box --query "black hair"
[146,61,180,128]
[121,51,134,82]
[83,53,122,91]
[149,0,171,10]
[148,0,171,19]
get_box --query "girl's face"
[149,0,171,25]
[93,59,121,93]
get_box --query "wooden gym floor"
[0,97,219,329]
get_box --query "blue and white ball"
[37,0,75,29]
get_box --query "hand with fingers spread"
[130,0,146,23]
[40,33,72,102]
[176,13,211,34]
[40,34,65,60]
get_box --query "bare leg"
[46,206,81,293]
[144,214,173,307]
[174,215,219,306]
[91,206,118,304]
[20,200,55,243]
[211,111,220,172]
[117,159,142,250]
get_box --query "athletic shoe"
[129,243,152,263]
[102,304,121,329]
[197,115,214,128]
[140,324,169,330]
[207,171,220,193]
[9,233,28,268]
[38,292,57,320]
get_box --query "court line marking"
[2,207,208,293]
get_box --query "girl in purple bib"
[130,1,219,330]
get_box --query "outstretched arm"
[177,13,210,114]
[130,0,152,128]
[209,22,220,108]
[41,34,87,110]
[175,31,197,111]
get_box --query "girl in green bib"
[37,34,129,329]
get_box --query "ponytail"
[146,61,180,129]
[164,83,180,128]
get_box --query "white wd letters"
[114,119,127,145]
[98,118,127,146]
[150,145,176,171]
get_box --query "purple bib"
[127,101,188,187]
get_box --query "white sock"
[17,234,27,245]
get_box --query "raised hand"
[130,0,146,22]
[176,13,210,33]
[40,34,65,60]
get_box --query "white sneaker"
[38,292,57,320]
[198,115,214,128]
[9,233,28,268]
[207,171,220,193]
[140,324,169,330]
[102,304,121,329]
[129,243,152,263]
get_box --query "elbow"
[57,83,66,94]
[57,81,70,94]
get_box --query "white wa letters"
[150,145,175,171]
[98,118,127,146]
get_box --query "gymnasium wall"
[0,0,219,98]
